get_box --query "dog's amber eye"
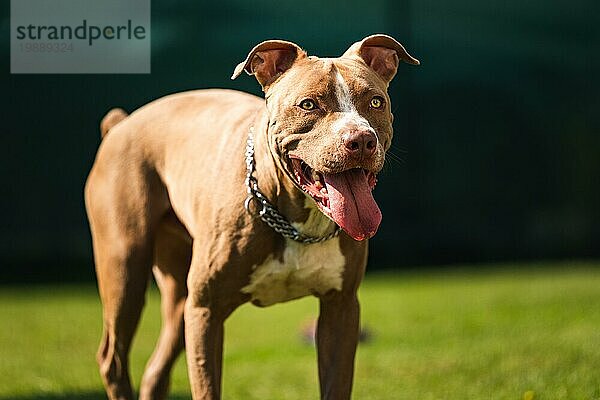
[370,96,384,109]
[300,99,317,111]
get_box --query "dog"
[85,34,419,400]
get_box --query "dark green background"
[1,1,599,282]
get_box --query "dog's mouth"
[288,157,382,241]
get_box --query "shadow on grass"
[0,392,190,400]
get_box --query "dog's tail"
[100,108,128,138]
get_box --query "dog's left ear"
[343,34,420,84]
[231,40,307,90]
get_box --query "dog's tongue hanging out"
[322,169,382,241]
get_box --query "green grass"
[1,262,600,399]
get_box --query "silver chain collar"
[244,126,340,244]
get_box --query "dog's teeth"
[311,170,320,182]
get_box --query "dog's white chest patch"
[242,206,346,306]
[242,237,345,306]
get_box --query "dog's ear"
[343,34,419,84]
[231,40,307,90]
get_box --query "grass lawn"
[1,262,600,399]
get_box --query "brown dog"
[85,34,418,400]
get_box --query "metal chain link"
[244,126,340,244]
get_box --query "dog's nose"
[342,130,377,159]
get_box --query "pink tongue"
[323,169,382,241]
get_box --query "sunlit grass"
[1,262,599,399]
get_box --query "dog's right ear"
[231,40,307,91]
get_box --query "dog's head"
[232,34,419,241]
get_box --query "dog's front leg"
[184,244,231,400]
[316,291,360,400]
[184,301,225,400]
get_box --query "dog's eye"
[299,99,317,111]
[370,96,384,109]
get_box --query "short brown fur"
[85,34,418,400]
